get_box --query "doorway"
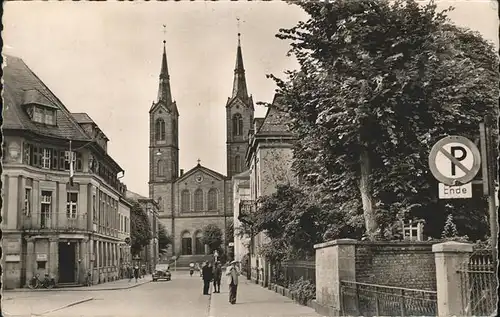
[58,242,76,283]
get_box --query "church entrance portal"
[181,232,192,255]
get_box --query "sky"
[3,0,498,197]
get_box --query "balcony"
[22,212,89,232]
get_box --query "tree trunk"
[359,147,379,240]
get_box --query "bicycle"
[28,273,55,289]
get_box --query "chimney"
[180,169,184,176]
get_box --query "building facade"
[232,170,251,263]
[126,190,161,272]
[243,94,296,286]
[1,55,130,289]
[148,34,255,259]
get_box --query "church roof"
[176,163,227,183]
[232,33,248,100]
[2,54,91,141]
[150,41,178,116]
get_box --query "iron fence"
[458,249,498,316]
[340,280,437,317]
[271,259,315,287]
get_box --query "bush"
[289,277,315,306]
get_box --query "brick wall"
[354,241,436,291]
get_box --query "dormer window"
[22,89,58,126]
[30,106,57,125]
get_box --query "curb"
[35,297,94,316]
[4,280,151,293]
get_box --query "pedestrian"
[226,260,240,304]
[133,265,139,283]
[127,265,133,282]
[213,262,222,293]
[201,262,213,295]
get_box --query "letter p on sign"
[429,136,481,186]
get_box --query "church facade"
[148,35,254,258]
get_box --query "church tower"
[149,39,179,216]
[226,33,254,178]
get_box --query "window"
[194,189,203,211]
[234,155,241,174]
[155,118,166,141]
[93,194,97,222]
[32,107,56,125]
[232,113,243,136]
[42,149,51,169]
[24,188,32,216]
[67,192,78,218]
[181,190,190,212]
[23,143,32,165]
[208,188,217,211]
[33,107,43,122]
[37,261,46,270]
[157,160,165,177]
[40,191,52,228]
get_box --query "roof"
[2,55,91,141]
[175,163,226,183]
[233,169,250,180]
[256,94,291,135]
[71,113,95,124]
[126,190,148,201]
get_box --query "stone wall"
[354,241,436,291]
[313,239,437,316]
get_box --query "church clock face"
[195,174,203,183]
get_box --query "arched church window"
[157,159,165,177]
[194,231,204,254]
[155,118,166,141]
[208,188,217,211]
[181,190,190,212]
[232,113,243,136]
[234,155,241,174]
[194,189,203,211]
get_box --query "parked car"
[152,264,171,282]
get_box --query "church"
[148,34,254,259]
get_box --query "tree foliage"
[268,0,498,241]
[130,201,152,256]
[254,184,333,259]
[158,223,173,254]
[225,219,234,243]
[202,224,223,252]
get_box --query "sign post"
[428,136,481,187]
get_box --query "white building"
[232,170,251,263]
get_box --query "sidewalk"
[4,275,152,293]
[209,280,321,317]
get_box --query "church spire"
[231,32,248,100]
[157,30,172,104]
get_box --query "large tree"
[158,223,173,255]
[129,201,152,256]
[269,0,498,241]
[202,224,223,253]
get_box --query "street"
[3,271,320,317]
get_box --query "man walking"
[201,262,213,295]
[226,260,240,304]
[213,262,222,293]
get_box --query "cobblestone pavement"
[3,272,321,317]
